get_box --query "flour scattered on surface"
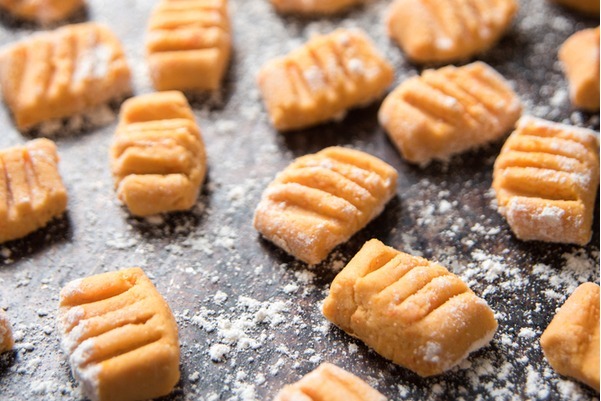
[213,291,228,305]
[518,327,537,339]
[209,344,231,362]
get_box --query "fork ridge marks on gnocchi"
[559,26,600,112]
[257,28,394,131]
[253,147,397,265]
[0,308,14,353]
[0,139,67,244]
[492,116,600,245]
[270,0,363,15]
[386,0,518,63]
[147,0,231,91]
[58,267,180,401]
[378,61,522,165]
[322,239,498,377]
[273,363,387,401]
[540,283,600,392]
[0,0,84,24]
[111,91,207,217]
[0,22,131,132]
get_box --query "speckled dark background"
[0,1,599,400]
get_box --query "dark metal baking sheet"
[0,1,599,400]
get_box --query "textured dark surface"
[0,1,599,400]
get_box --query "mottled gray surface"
[0,1,599,400]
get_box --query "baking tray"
[0,0,599,400]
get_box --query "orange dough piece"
[550,0,599,14]
[541,282,600,391]
[147,0,231,91]
[559,27,600,111]
[0,139,67,244]
[253,147,397,265]
[273,363,387,401]
[322,239,498,377]
[0,22,131,131]
[0,0,84,24]
[58,267,180,401]
[492,116,600,245]
[379,61,522,165]
[386,0,518,63]
[0,308,14,353]
[270,0,362,14]
[257,28,394,131]
[111,91,207,216]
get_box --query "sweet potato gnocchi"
[0,0,84,24]
[58,267,180,401]
[0,22,131,131]
[253,147,397,265]
[550,0,599,14]
[0,139,67,244]
[147,0,231,91]
[111,91,207,216]
[379,62,521,165]
[257,29,393,131]
[270,0,362,14]
[0,308,13,353]
[386,0,518,63]
[323,239,498,377]
[493,116,600,245]
[541,282,599,391]
[559,27,600,111]
[273,363,386,401]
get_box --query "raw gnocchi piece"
[147,0,231,91]
[541,282,600,391]
[0,0,84,24]
[58,267,180,401]
[0,139,67,244]
[0,22,131,131]
[273,363,386,401]
[386,0,518,63]
[253,147,397,265]
[492,116,600,245]
[559,27,600,111]
[257,29,393,131]
[111,91,206,216]
[322,239,498,377]
[550,0,599,14]
[0,308,14,353]
[270,0,363,15]
[379,61,521,165]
